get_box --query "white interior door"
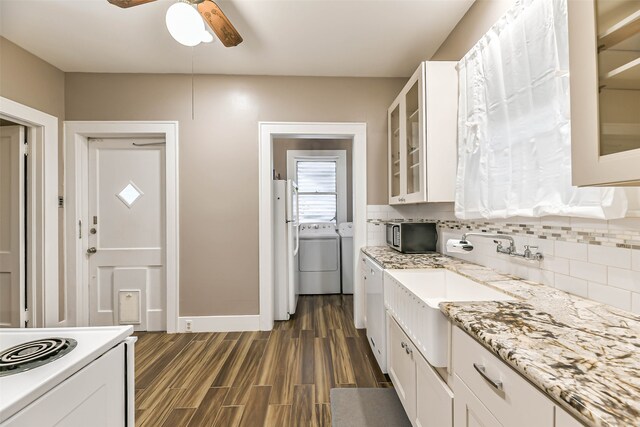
[0,125,25,328]
[88,138,166,331]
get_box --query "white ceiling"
[0,0,474,78]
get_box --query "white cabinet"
[452,326,556,427]
[362,253,387,372]
[388,313,454,427]
[388,313,417,422]
[453,375,502,427]
[416,349,453,427]
[388,61,458,204]
[568,0,640,186]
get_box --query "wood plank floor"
[134,295,392,427]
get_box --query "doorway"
[258,122,367,331]
[65,121,179,333]
[283,146,350,297]
[0,97,59,328]
[0,123,27,327]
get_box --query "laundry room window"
[288,150,347,224]
[296,161,337,223]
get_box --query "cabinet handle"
[473,363,503,391]
[405,346,412,356]
[401,341,406,349]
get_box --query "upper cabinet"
[569,0,640,186]
[388,61,458,204]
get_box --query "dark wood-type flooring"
[134,295,392,427]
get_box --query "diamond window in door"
[117,181,144,208]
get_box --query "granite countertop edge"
[361,246,640,427]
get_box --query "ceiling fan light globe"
[165,2,205,47]
[201,31,214,43]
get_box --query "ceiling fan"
[107,0,243,47]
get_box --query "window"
[287,150,347,224]
[296,160,337,223]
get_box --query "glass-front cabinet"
[388,61,458,205]
[569,0,640,186]
[389,102,402,201]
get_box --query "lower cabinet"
[388,313,417,422]
[416,349,453,427]
[452,326,554,427]
[451,326,586,427]
[453,375,502,427]
[387,313,453,427]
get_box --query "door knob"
[87,247,97,254]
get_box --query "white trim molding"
[0,96,59,327]
[64,121,180,333]
[287,149,348,224]
[258,122,367,331]
[177,315,260,333]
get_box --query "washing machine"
[298,222,341,294]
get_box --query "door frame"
[0,96,59,327]
[258,122,367,331]
[64,121,179,333]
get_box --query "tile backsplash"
[366,203,640,315]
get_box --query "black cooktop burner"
[0,338,77,377]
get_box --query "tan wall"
[0,37,67,321]
[65,73,404,316]
[431,0,515,60]
[273,138,353,222]
[0,37,66,119]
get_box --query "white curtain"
[455,0,628,220]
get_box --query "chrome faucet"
[459,232,543,261]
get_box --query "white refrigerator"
[273,179,300,320]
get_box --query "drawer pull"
[401,341,407,349]
[473,363,503,391]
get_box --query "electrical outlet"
[185,320,193,332]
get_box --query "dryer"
[298,223,341,294]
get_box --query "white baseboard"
[177,315,260,333]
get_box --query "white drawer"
[452,327,554,427]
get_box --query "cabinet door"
[365,257,386,372]
[403,64,427,204]
[387,314,416,422]
[569,0,640,186]
[388,98,403,203]
[416,352,453,427]
[360,254,368,327]
[453,375,503,427]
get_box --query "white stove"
[0,326,135,426]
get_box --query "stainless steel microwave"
[386,222,438,253]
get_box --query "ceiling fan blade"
[107,0,157,8]
[197,0,243,47]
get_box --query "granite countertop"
[362,246,640,427]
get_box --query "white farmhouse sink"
[383,269,514,367]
